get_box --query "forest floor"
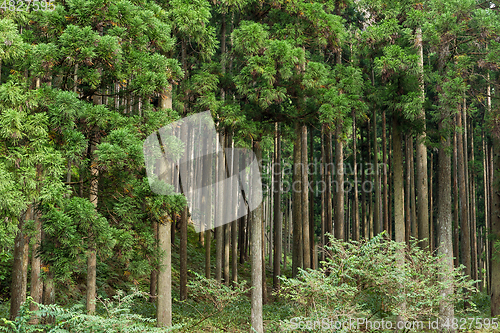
[0,224,497,332]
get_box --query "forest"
[1,0,500,332]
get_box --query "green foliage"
[0,292,182,332]
[277,234,477,326]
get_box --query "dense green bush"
[276,233,477,331]
[0,290,181,332]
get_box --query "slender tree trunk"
[321,127,326,260]
[157,86,173,327]
[9,209,29,320]
[231,137,238,285]
[215,131,225,283]
[453,130,460,268]
[457,109,471,278]
[482,134,489,291]
[29,209,43,324]
[405,135,411,245]
[490,73,500,315]
[180,204,188,299]
[393,117,406,321]
[292,124,303,277]
[415,26,429,250]
[204,128,213,278]
[309,128,315,268]
[382,110,389,235]
[157,217,172,327]
[86,88,103,315]
[393,119,405,244]
[430,153,434,252]
[437,115,455,330]
[361,125,367,239]
[353,110,360,241]
[325,125,333,242]
[150,221,158,302]
[301,125,310,268]
[251,141,264,333]
[373,109,380,236]
[410,136,417,240]
[273,123,282,289]
[335,124,345,241]
[470,121,478,285]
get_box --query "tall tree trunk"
[453,130,460,268]
[457,109,471,278]
[353,110,360,241]
[321,127,326,261]
[9,208,30,320]
[157,86,173,327]
[179,204,188,299]
[437,114,454,328]
[335,124,345,241]
[87,145,98,314]
[382,110,389,235]
[490,74,500,316]
[491,134,500,316]
[251,141,264,333]
[325,125,333,242]
[393,119,405,244]
[415,26,429,250]
[204,128,213,278]
[405,135,411,245]
[215,131,225,283]
[231,137,238,285]
[301,125,310,269]
[309,128,315,268]
[429,153,434,252]
[393,117,406,320]
[361,125,367,239]
[469,120,478,286]
[150,221,158,302]
[292,124,303,277]
[29,209,43,324]
[410,136,417,240]
[373,109,380,236]
[273,123,282,289]
[223,132,231,285]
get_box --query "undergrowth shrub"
[0,289,181,332]
[276,233,477,331]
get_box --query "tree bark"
[335,124,345,241]
[457,109,471,278]
[292,123,303,277]
[382,110,389,235]
[405,135,411,245]
[29,209,43,324]
[353,110,360,241]
[215,131,225,283]
[410,136,417,240]
[453,130,460,268]
[251,141,264,333]
[179,204,188,299]
[469,120,478,286]
[301,125,310,269]
[157,85,173,327]
[9,209,29,320]
[437,113,454,328]
[415,26,429,250]
[273,123,282,289]
[491,134,500,316]
[150,221,158,303]
[393,118,405,245]
[373,109,380,236]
